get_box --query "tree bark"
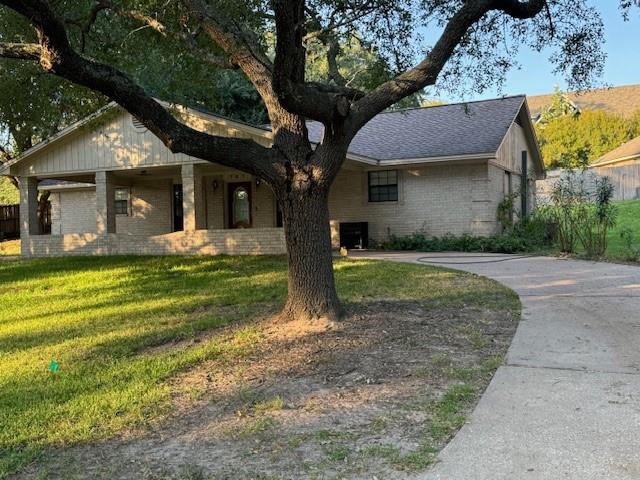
[279,187,343,322]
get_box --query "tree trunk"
[278,186,343,323]
[37,190,50,234]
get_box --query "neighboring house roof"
[1,95,542,175]
[591,136,640,167]
[528,84,640,118]
[306,95,528,162]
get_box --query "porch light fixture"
[212,179,219,191]
[255,178,261,188]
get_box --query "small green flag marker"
[49,360,59,374]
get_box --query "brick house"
[0,95,543,257]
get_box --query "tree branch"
[0,42,41,60]
[0,0,283,182]
[181,0,314,155]
[66,0,236,69]
[348,0,547,133]
[272,0,362,124]
[0,144,12,163]
[322,34,348,87]
[492,0,548,19]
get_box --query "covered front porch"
[19,163,286,257]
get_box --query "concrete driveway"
[354,252,640,480]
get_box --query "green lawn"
[0,255,515,478]
[606,200,640,260]
[0,240,19,256]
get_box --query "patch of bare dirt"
[16,299,519,480]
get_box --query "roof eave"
[345,152,494,166]
[591,154,640,168]
[3,103,120,172]
[486,96,545,176]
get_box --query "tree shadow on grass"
[0,256,519,479]
[12,296,518,480]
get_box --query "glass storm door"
[173,184,183,232]
[227,182,252,228]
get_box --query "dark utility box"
[339,222,368,249]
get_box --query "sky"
[439,3,640,101]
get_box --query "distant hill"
[528,84,640,118]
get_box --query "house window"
[114,188,130,215]
[368,170,398,202]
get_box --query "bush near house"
[379,216,555,254]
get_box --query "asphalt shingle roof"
[528,84,640,118]
[593,135,640,165]
[306,95,525,161]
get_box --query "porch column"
[181,164,206,231]
[19,176,39,237]
[95,171,116,234]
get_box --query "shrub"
[497,190,520,231]
[379,215,554,254]
[543,173,587,253]
[573,177,617,257]
[542,174,617,257]
[619,227,640,262]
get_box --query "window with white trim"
[368,170,398,202]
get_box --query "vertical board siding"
[495,123,529,174]
[15,109,272,176]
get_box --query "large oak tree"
[0,0,626,321]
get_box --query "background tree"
[536,86,580,124]
[0,0,621,322]
[536,89,640,169]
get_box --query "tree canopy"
[535,88,640,169]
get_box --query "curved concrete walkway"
[354,252,640,479]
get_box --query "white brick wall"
[253,183,276,228]
[22,228,286,257]
[58,190,97,234]
[116,182,173,235]
[42,161,518,256]
[50,176,277,245]
[205,175,225,229]
[328,163,499,246]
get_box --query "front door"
[227,182,252,228]
[173,184,183,232]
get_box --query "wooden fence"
[0,203,51,239]
[0,204,19,239]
